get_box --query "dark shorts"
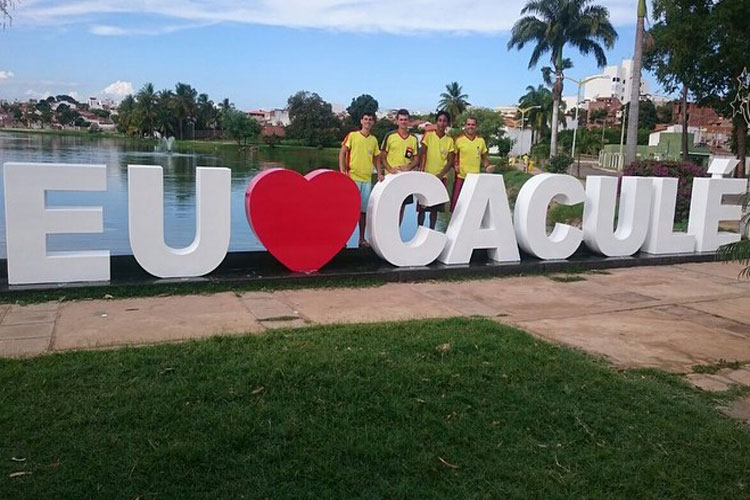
[418,177,447,213]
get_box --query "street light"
[517,105,541,155]
[565,74,608,160]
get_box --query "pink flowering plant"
[623,160,708,222]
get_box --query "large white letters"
[583,176,652,257]
[368,172,449,267]
[439,173,519,264]
[688,159,747,252]
[641,178,695,254]
[128,165,231,278]
[4,162,109,284]
[514,174,585,260]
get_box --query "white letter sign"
[368,172,448,267]
[583,176,652,257]
[4,162,109,285]
[641,178,695,255]
[514,173,585,260]
[128,165,231,278]
[439,173,520,265]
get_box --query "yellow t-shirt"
[343,131,380,182]
[382,131,419,170]
[421,131,455,176]
[455,134,488,179]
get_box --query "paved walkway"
[3,262,750,393]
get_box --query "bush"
[547,155,573,174]
[623,160,708,222]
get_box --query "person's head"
[436,111,451,133]
[464,116,478,135]
[360,112,375,132]
[396,108,410,131]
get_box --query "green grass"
[2,318,749,498]
[693,359,746,374]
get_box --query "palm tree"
[155,89,176,137]
[1,0,15,28]
[438,82,470,119]
[518,84,554,144]
[508,0,617,157]
[116,95,137,135]
[625,0,647,166]
[135,83,157,138]
[173,82,198,139]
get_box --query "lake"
[0,131,425,258]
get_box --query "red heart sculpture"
[245,169,361,272]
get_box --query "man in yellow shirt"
[418,110,455,229]
[339,111,380,247]
[380,108,420,222]
[451,115,494,211]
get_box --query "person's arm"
[438,151,455,178]
[338,144,349,174]
[482,153,495,173]
[418,142,427,172]
[375,151,384,182]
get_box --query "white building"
[581,59,650,104]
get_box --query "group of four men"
[338,109,496,247]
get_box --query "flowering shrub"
[623,160,708,222]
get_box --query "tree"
[286,91,341,147]
[624,0,647,165]
[116,95,137,134]
[508,0,617,157]
[638,99,658,130]
[196,93,217,131]
[692,0,750,176]
[438,82,470,119]
[518,84,555,144]
[1,0,15,28]
[656,102,673,124]
[455,108,512,155]
[35,101,52,129]
[222,109,261,147]
[135,83,158,137]
[56,103,80,127]
[173,82,198,139]
[346,94,378,130]
[155,89,176,137]
[644,0,713,162]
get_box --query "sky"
[1,0,663,112]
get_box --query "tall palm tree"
[135,83,157,138]
[625,0,647,166]
[173,82,198,139]
[155,89,176,137]
[116,95,137,135]
[438,82,470,119]
[518,84,554,144]
[508,0,617,157]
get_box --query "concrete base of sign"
[0,247,720,295]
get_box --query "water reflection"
[0,131,425,257]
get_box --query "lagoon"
[0,131,424,258]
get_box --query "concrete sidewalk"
[3,261,750,392]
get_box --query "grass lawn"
[2,318,749,498]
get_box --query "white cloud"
[24,89,53,99]
[18,1,638,34]
[102,80,134,98]
[0,71,14,79]
[89,22,212,36]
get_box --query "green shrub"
[547,155,573,174]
